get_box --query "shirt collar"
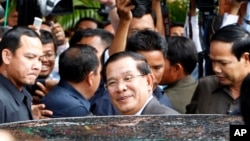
[0,74,28,106]
[135,95,153,115]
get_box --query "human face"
[104,23,115,35]
[137,51,164,88]
[39,43,56,77]
[91,63,101,98]
[210,41,250,86]
[128,14,155,37]
[170,26,184,36]
[75,21,98,31]
[5,36,43,90]
[106,57,153,115]
[78,36,106,59]
[160,59,177,85]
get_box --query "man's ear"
[174,63,183,73]
[86,71,95,86]
[146,73,154,89]
[242,52,250,64]
[2,49,12,64]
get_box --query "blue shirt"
[41,80,91,118]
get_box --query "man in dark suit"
[0,27,52,123]
[102,51,179,115]
[41,44,101,118]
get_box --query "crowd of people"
[0,0,250,128]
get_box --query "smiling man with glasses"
[102,51,179,115]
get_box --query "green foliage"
[56,0,102,30]
[167,0,188,23]
[6,0,189,30]
[56,0,189,30]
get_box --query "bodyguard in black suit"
[0,27,51,123]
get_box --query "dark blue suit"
[41,81,91,118]
[90,80,119,115]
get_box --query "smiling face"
[209,41,249,87]
[39,42,56,77]
[106,57,153,115]
[4,36,43,90]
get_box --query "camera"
[195,0,218,13]
[131,0,151,8]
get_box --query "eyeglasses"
[41,53,55,61]
[106,74,145,89]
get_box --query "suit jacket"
[41,80,91,118]
[141,97,179,115]
[0,74,33,123]
[164,75,197,114]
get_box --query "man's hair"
[59,44,99,83]
[40,29,57,55]
[126,29,168,58]
[70,28,114,49]
[170,22,184,28]
[167,36,198,74]
[211,24,250,61]
[0,26,40,65]
[74,17,100,31]
[240,73,250,125]
[132,5,156,27]
[102,51,151,83]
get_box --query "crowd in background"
[0,0,250,132]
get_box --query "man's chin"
[219,80,231,86]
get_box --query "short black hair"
[102,51,151,83]
[39,29,57,55]
[131,5,156,27]
[70,28,114,49]
[170,22,184,28]
[0,26,40,65]
[167,36,198,74]
[74,17,100,31]
[126,29,168,58]
[59,44,99,83]
[211,24,250,61]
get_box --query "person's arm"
[108,0,134,56]
[50,23,69,55]
[187,0,203,53]
[242,2,250,32]
[152,0,164,36]
[108,6,120,32]
[98,0,120,32]
[221,0,244,28]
